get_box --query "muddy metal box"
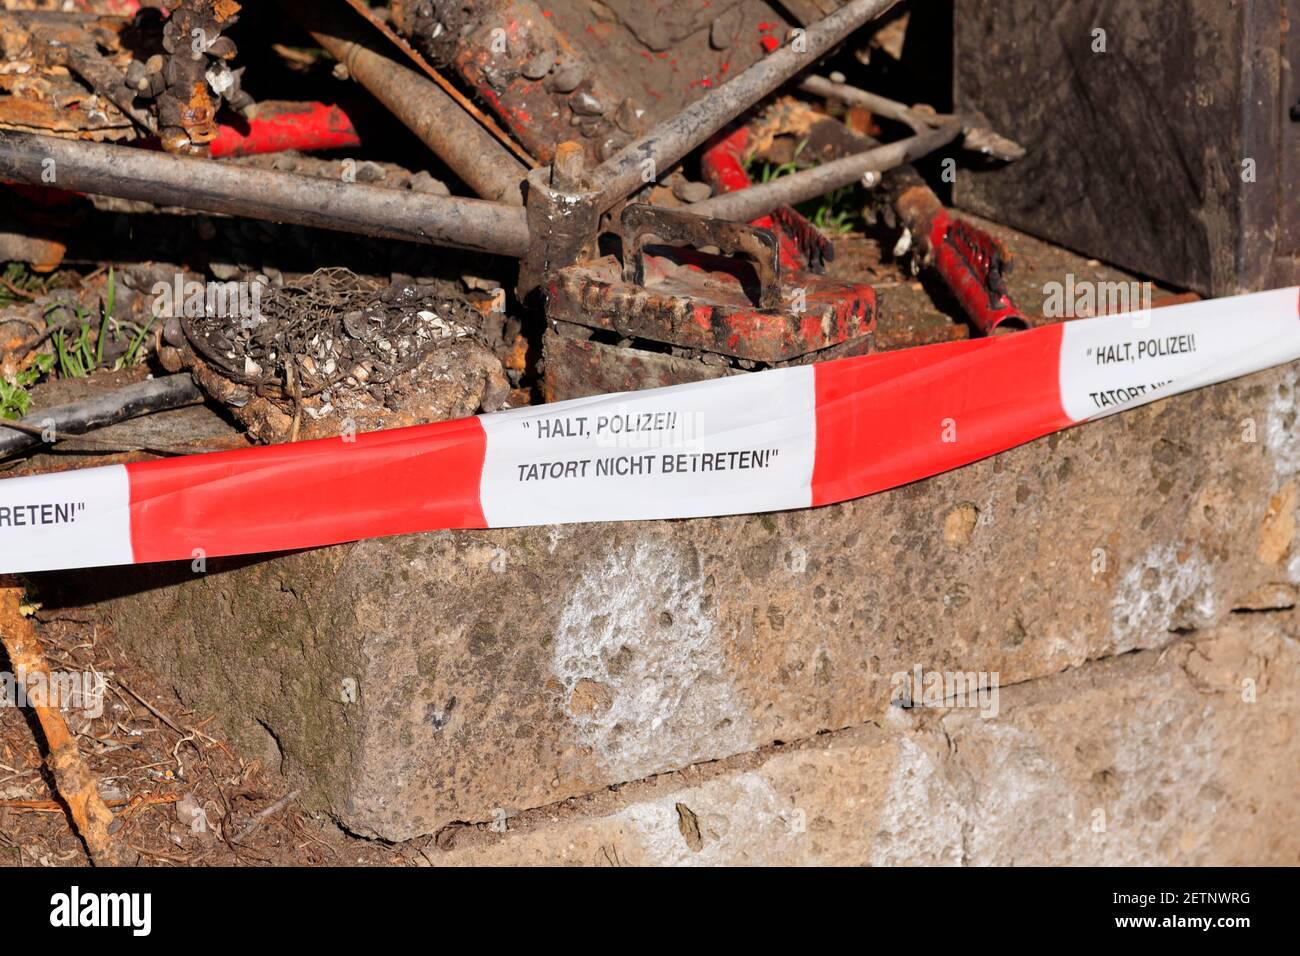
[952,0,1299,296]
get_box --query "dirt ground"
[0,604,422,866]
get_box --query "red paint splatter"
[760,35,779,53]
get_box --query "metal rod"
[801,74,1026,161]
[281,0,527,205]
[0,131,530,257]
[339,0,537,170]
[0,373,202,458]
[685,123,962,222]
[799,74,935,132]
[589,0,906,209]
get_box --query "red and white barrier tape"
[3,287,1298,574]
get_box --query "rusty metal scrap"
[284,0,527,203]
[0,7,135,140]
[590,0,906,209]
[0,129,533,255]
[0,0,1029,425]
[341,0,536,168]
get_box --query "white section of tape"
[0,464,133,573]
[479,365,817,526]
[1058,287,1300,423]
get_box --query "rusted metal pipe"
[801,75,1026,161]
[0,131,530,257]
[799,74,935,132]
[280,0,526,204]
[686,123,962,223]
[589,0,906,209]
[339,0,537,169]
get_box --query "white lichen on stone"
[613,772,789,865]
[1111,544,1215,651]
[869,736,965,866]
[553,540,756,782]
[1265,372,1299,479]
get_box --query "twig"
[127,842,207,865]
[0,794,176,813]
[115,678,184,736]
[231,789,301,844]
[0,578,134,866]
[116,677,218,747]
[0,277,38,300]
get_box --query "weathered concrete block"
[49,363,1300,841]
[429,614,1300,865]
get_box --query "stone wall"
[50,361,1300,860]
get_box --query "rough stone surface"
[45,362,1300,842]
[430,614,1300,865]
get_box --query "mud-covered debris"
[176,268,509,443]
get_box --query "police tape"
[1,286,1297,574]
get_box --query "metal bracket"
[620,203,782,310]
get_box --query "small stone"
[175,792,209,833]
[943,503,979,547]
[162,316,185,348]
[569,91,603,116]
[709,17,732,50]
[550,60,585,93]
[613,98,640,134]
[598,135,629,161]
[355,161,385,183]
[672,180,712,203]
[710,8,743,50]
[408,170,449,195]
[521,48,554,80]
[676,803,704,852]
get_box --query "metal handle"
[620,204,782,310]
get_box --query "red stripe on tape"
[811,322,1070,506]
[127,416,488,563]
